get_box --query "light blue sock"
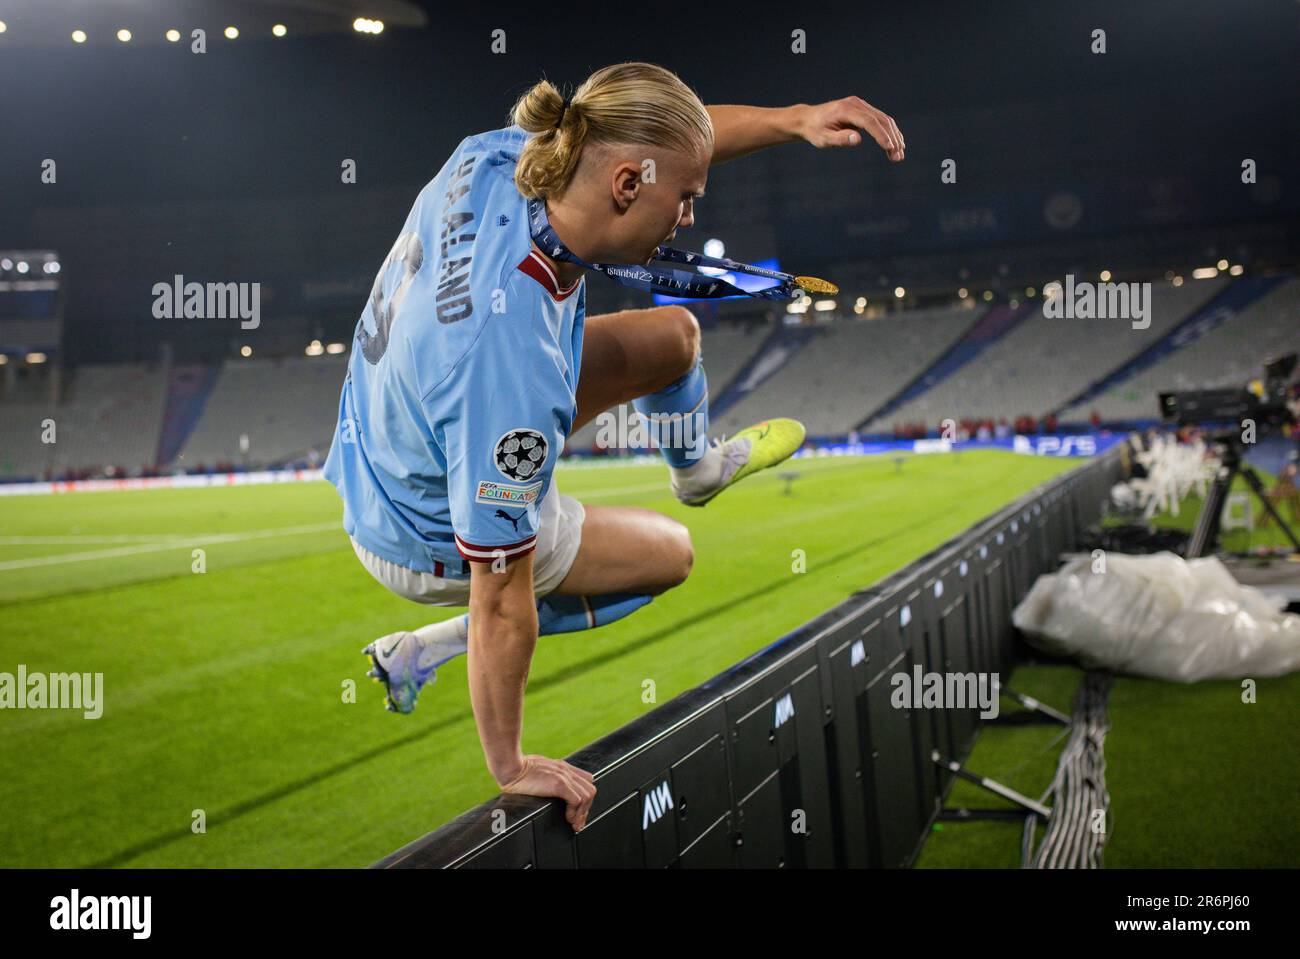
[432,593,653,649]
[632,352,709,469]
[536,592,654,635]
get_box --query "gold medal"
[795,275,838,295]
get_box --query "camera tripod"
[1186,435,1300,557]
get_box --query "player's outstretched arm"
[705,98,905,165]
[465,553,597,832]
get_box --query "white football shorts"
[348,478,585,606]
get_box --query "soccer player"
[324,62,904,832]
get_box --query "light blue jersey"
[324,125,586,577]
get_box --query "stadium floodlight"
[117,29,132,43]
[72,30,87,43]
[814,299,835,312]
[16,261,28,274]
[273,24,287,37]
[0,258,11,270]
[240,345,252,357]
[306,340,324,356]
[325,342,346,354]
[894,286,905,298]
[1025,286,1036,297]
[982,290,993,301]
[1216,258,1229,271]
[696,238,727,277]
[0,20,7,34]
[225,27,239,39]
[1191,267,1217,279]
[958,287,968,298]
[1229,264,1244,276]
[1171,275,1184,286]
[166,29,181,42]
[27,352,47,364]
[1099,270,1111,281]
[0,355,7,365]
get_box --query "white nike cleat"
[671,436,749,505]
[670,418,807,507]
[362,630,459,715]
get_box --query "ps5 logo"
[642,779,674,829]
[774,692,795,728]
[1014,434,1099,457]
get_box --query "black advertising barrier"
[374,442,1129,868]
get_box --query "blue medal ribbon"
[527,197,802,301]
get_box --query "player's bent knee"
[661,521,695,590]
[662,306,700,381]
[636,521,693,596]
[675,535,695,586]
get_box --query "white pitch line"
[0,457,871,572]
[0,522,340,572]
[0,534,195,545]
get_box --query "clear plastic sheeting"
[1012,551,1300,682]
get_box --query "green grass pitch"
[3,450,1292,867]
[0,450,1072,866]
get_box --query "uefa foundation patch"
[476,478,543,506]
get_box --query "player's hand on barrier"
[497,755,597,833]
[799,96,905,161]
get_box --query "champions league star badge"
[493,428,549,481]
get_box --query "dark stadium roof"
[0,0,427,47]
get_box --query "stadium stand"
[3,272,1292,477]
[862,304,1032,431]
[0,363,166,479]
[715,305,977,438]
[0,388,53,481]
[869,277,1229,431]
[175,354,347,468]
[1061,276,1300,422]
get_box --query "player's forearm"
[466,597,538,785]
[705,104,808,165]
